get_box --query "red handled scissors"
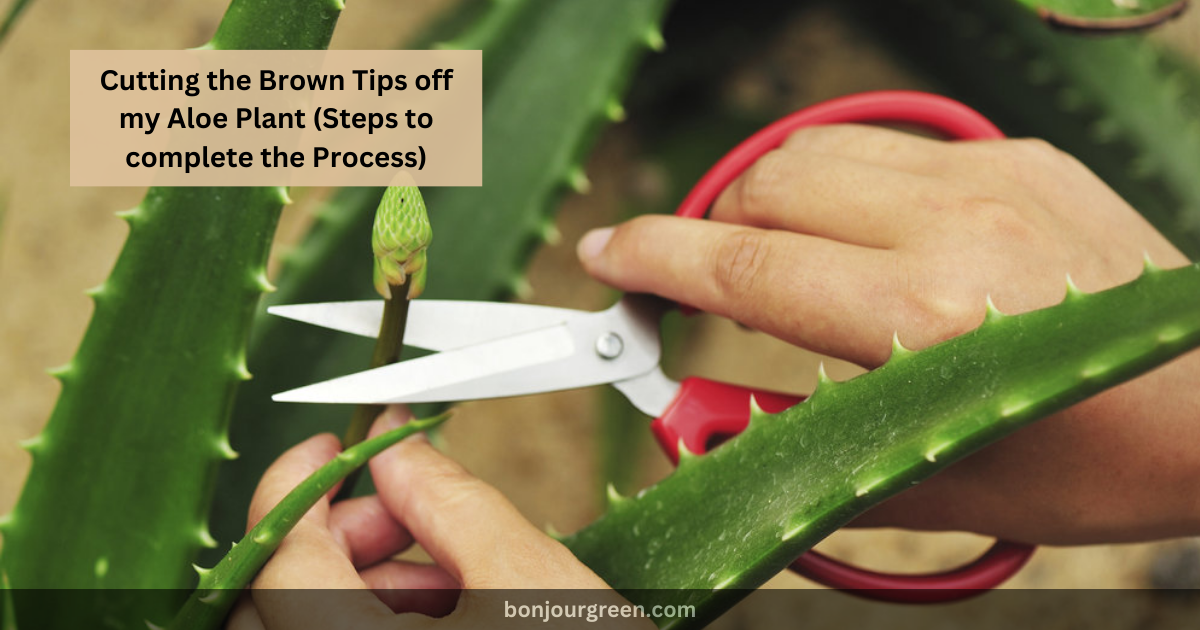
[271,91,1034,601]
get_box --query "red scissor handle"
[652,91,1033,602]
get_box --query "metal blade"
[272,294,668,405]
[612,366,681,418]
[273,324,576,404]
[267,300,584,351]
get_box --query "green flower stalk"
[340,182,432,495]
[372,184,432,301]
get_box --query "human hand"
[577,125,1200,545]
[228,407,649,630]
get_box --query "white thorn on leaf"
[985,294,1005,321]
[605,483,625,506]
[197,527,219,549]
[1000,397,1034,418]
[1065,274,1084,300]
[567,167,591,194]
[216,437,239,461]
[253,269,277,293]
[18,434,43,453]
[816,362,833,386]
[643,27,665,52]
[748,394,768,421]
[1157,326,1187,344]
[712,575,737,591]
[45,364,72,379]
[605,98,627,122]
[781,522,807,541]
[1143,251,1163,274]
[540,222,562,245]
[1080,361,1110,379]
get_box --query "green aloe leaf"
[566,262,1200,627]
[0,0,343,627]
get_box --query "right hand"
[577,124,1200,545]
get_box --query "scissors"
[271,91,1034,602]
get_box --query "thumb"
[367,407,606,589]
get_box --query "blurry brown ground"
[2,0,1200,610]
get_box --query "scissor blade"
[273,324,577,404]
[273,296,666,405]
[267,300,584,351]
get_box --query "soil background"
[3,0,1200,617]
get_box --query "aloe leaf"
[846,0,1200,259]
[211,0,676,548]
[565,262,1200,628]
[170,413,449,630]
[0,573,14,630]
[0,1,342,627]
[0,0,30,47]
[1018,0,1187,31]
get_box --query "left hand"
[227,406,646,630]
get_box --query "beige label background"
[70,50,481,186]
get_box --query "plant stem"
[337,277,411,499]
[171,412,450,630]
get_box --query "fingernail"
[577,227,614,262]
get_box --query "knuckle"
[735,150,788,216]
[899,285,977,345]
[976,138,1071,185]
[1010,137,1058,159]
[961,195,1042,245]
[891,259,981,346]
[712,229,770,300]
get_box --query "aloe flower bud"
[372,184,431,299]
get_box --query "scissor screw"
[595,332,624,360]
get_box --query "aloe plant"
[5,0,1200,628]
[847,0,1200,259]
[0,0,343,628]
[565,261,1200,627]
[211,0,676,546]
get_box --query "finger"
[329,495,415,569]
[226,593,265,630]
[251,588,396,630]
[779,123,952,173]
[711,150,949,248]
[246,433,343,532]
[362,560,461,617]
[248,435,394,628]
[367,408,600,588]
[578,215,901,366]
